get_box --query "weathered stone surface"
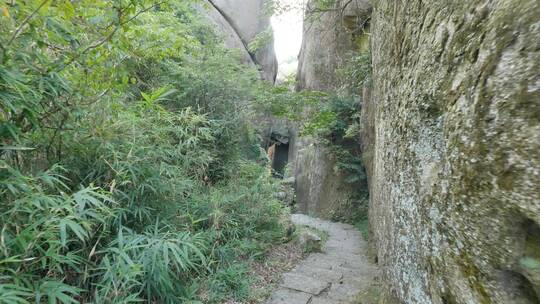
[276,177,295,206]
[296,0,371,91]
[309,298,344,304]
[290,137,354,216]
[197,0,277,82]
[281,273,330,295]
[290,0,372,217]
[296,229,322,252]
[325,278,368,302]
[196,1,254,66]
[303,253,370,273]
[211,0,265,44]
[267,288,312,304]
[267,214,380,304]
[208,0,278,82]
[293,265,344,282]
[365,1,540,303]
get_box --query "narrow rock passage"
[267,214,380,304]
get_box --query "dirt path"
[266,214,380,304]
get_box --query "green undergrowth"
[327,52,372,240]
[260,51,373,231]
[0,1,290,303]
[355,218,370,241]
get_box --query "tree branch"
[5,0,50,48]
[0,42,6,63]
[53,1,165,73]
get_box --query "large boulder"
[207,0,278,82]
[196,1,254,67]
[296,0,371,91]
[367,1,540,303]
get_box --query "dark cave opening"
[272,142,289,178]
[267,131,290,178]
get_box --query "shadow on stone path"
[267,214,380,304]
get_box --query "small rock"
[275,185,295,206]
[276,191,287,200]
[297,230,322,253]
[282,177,295,185]
[267,288,312,304]
[279,216,296,240]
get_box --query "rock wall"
[202,0,278,82]
[292,0,372,217]
[210,0,278,82]
[197,1,254,66]
[366,1,540,303]
[296,0,371,91]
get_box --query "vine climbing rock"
[267,214,380,304]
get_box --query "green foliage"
[1,1,287,303]
[301,95,369,227]
[355,218,370,240]
[338,51,372,95]
[306,52,372,226]
[260,52,372,185]
[0,0,180,144]
[262,49,373,228]
[263,0,305,16]
[248,28,274,53]
[207,263,251,302]
[293,94,368,189]
[255,77,327,121]
[312,0,337,11]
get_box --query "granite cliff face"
[366,1,540,303]
[200,0,278,82]
[292,0,372,217]
[295,0,540,303]
[211,0,278,83]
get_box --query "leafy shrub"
[207,263,251,302]
[337,51,372,95]
[1,1,288,303]
[303,53,372,226]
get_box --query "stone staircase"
[267,214,380,304]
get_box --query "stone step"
[292,265,344,282]
[267,288,312,304]
[310,297,347,304]
[307,265,362,279]
[267,215,380,304]
[325,279,366,302]
[324,240,364,254]
[280,273,330,295]
[302,253,365,270]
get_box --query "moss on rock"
[365,0,540,303]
